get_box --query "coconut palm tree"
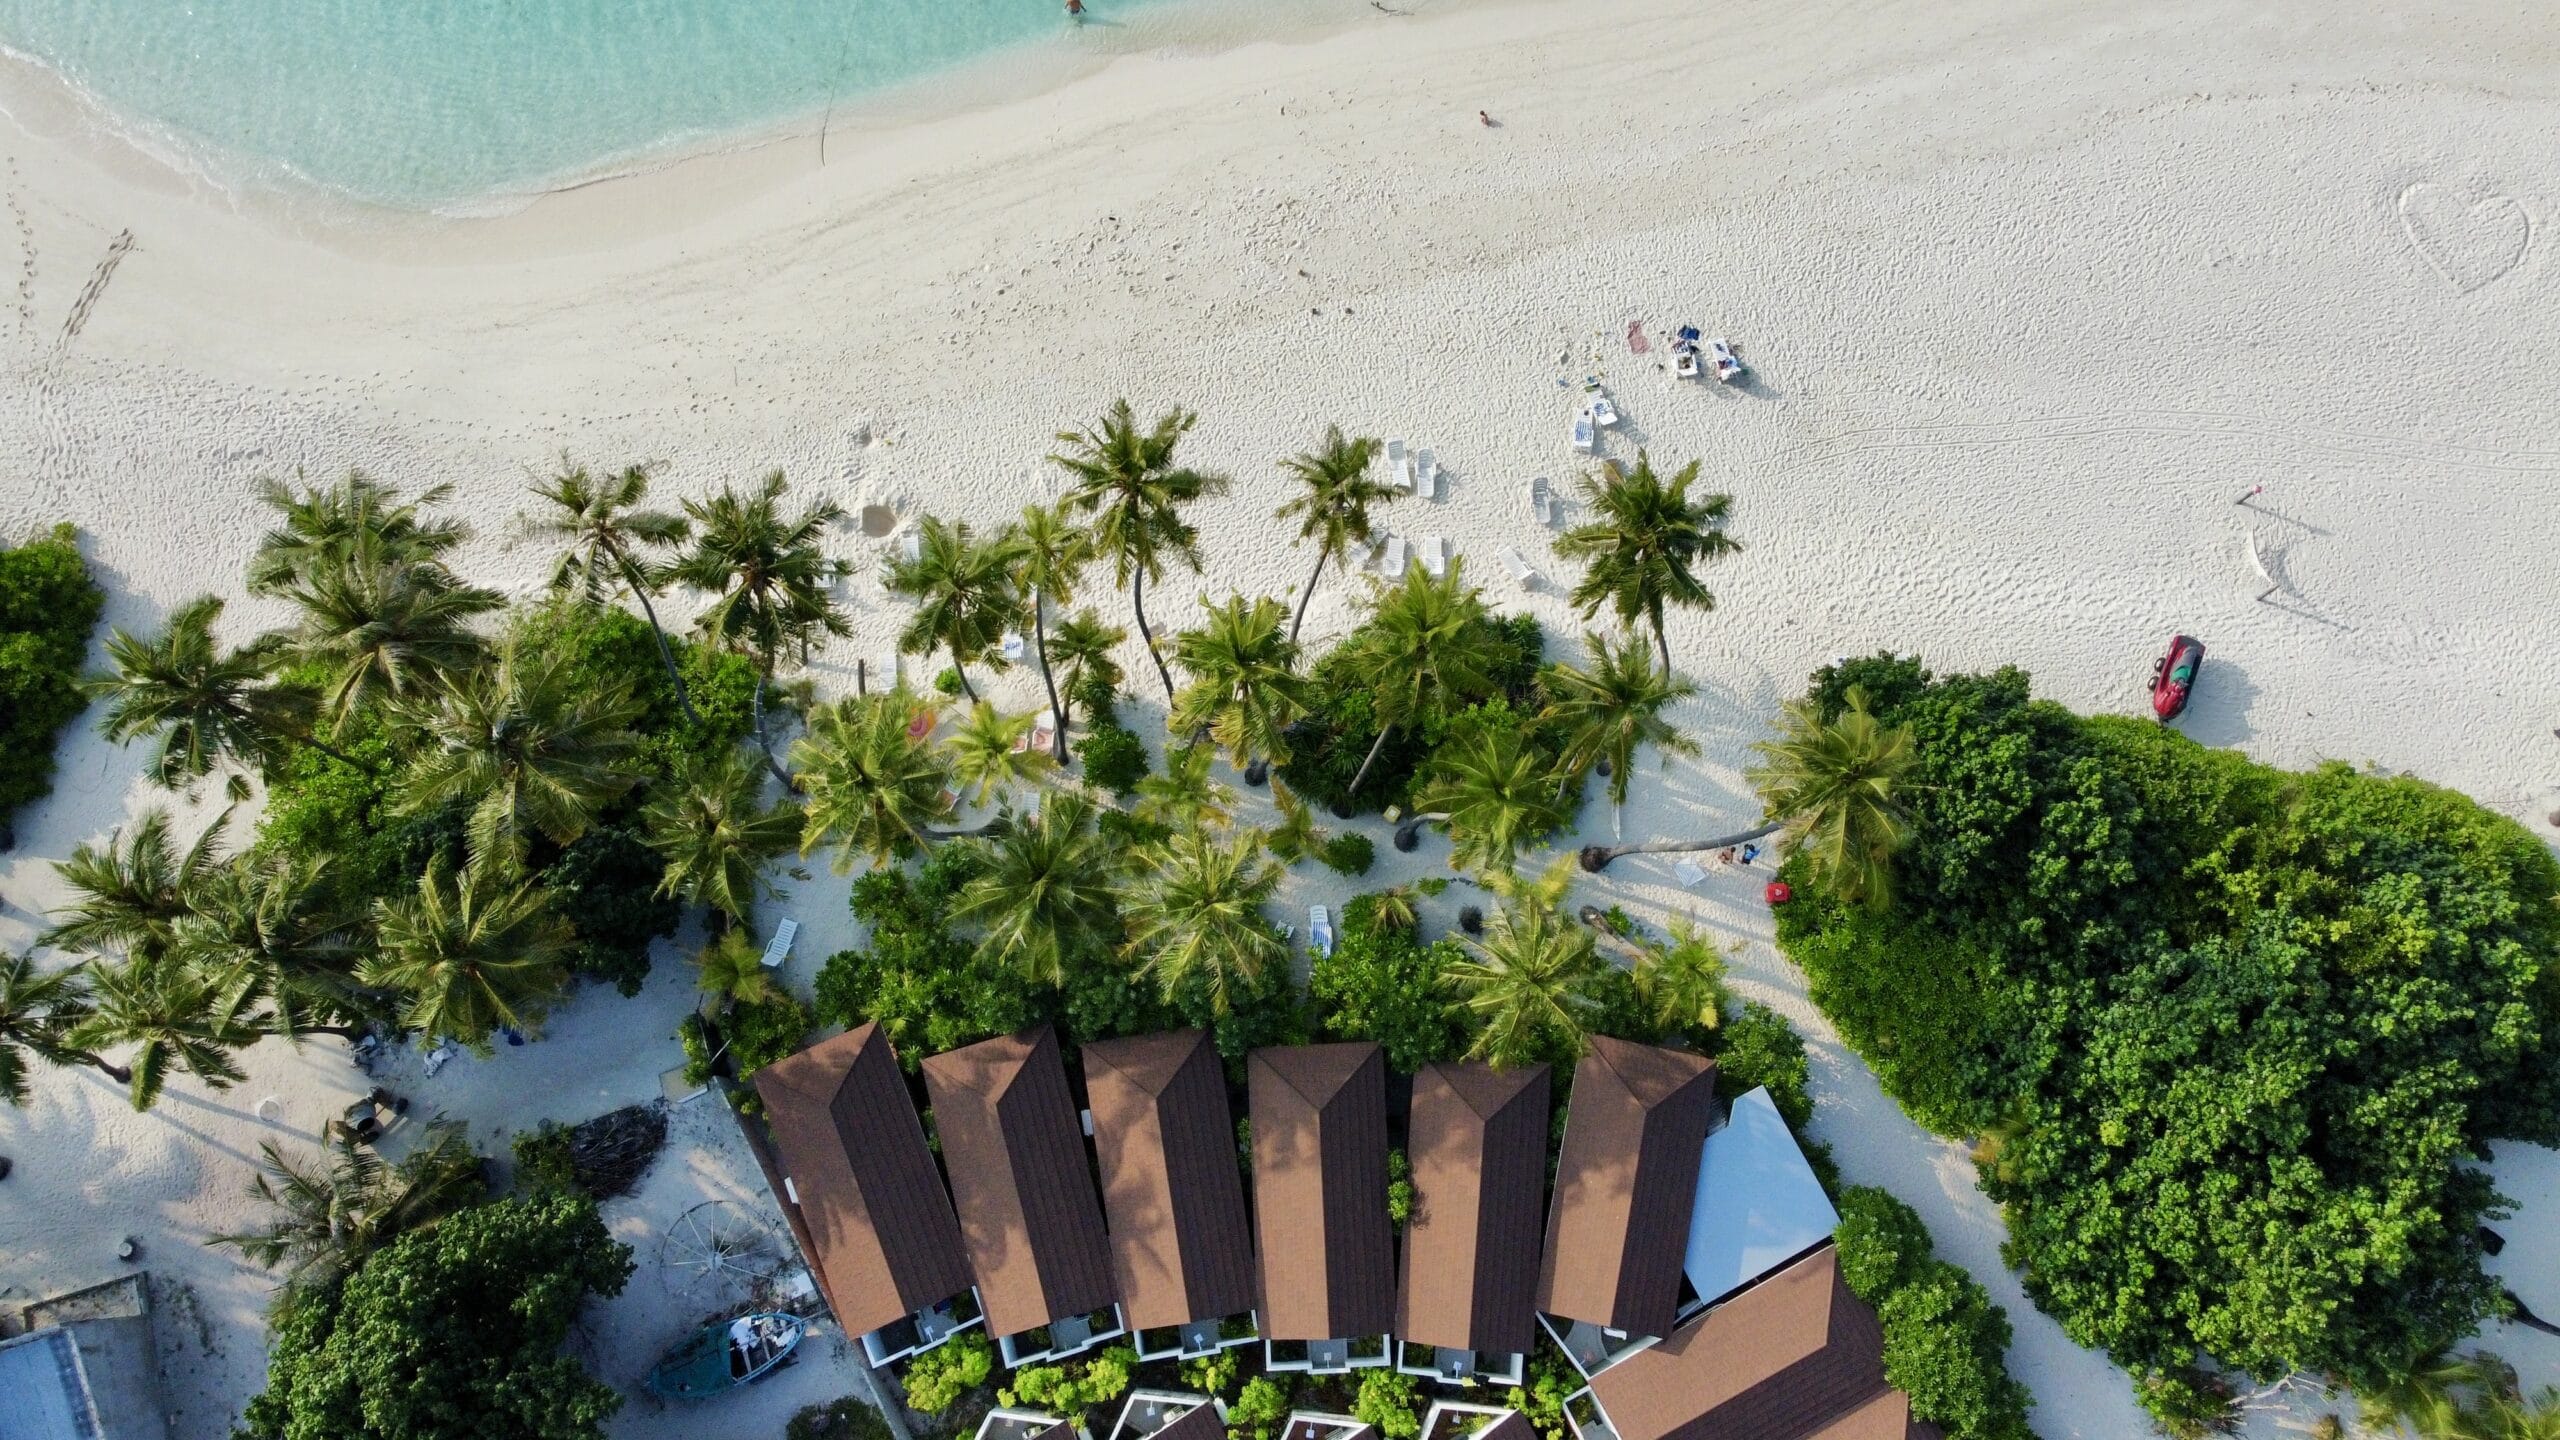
[1578,684,1916,884]
[67,954,268,1110]
[211,1121,484,1307]
[1009,503,1095,761]
[790,694,962,869]
[280,544,504,727]
[1333,559,1505,806]
[1542,631,1699,807]
[1442,901,1598,1069]
[1048,608,1128,736]
[1122,828,1285,1016]
[944,702,1049,806]
[1410,728,1571,874]
[640,748,801,924]
[0,954,117,1104]
[2477,1388,2560,1440]
[1134,741,1236,832]
[948,791,1122,986]
[1274,426,1392,644]
[1628,918,1728,1037]
[886,514,1019,704]
[1553,454,1739,676]
[1169,594,1314,773]
[172,850,367,1040]
[523,461,699,724]
[1050,400,1229,703]
[1264,779,1326,866]
[247,471,466,597]
[2356,1348,2507,1440]
[89,596,352,787]
[666,471,852,785]
[43,809,230,962]
[688,929,778,1015]
[362,856,575,1052]
[390,639,644,869]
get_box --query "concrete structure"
[0,1276,169,1440]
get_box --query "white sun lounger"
[1530,476,1551,523]
[1000,630,1026,664]
[1387,438,1414,493]
[760,917,800,969]
[1709,338,1743,382]
[1571,414,1596,452]
[898,529,923,563]
[1586,389,1620,427]
[1422,536,1447,579]
[1383,535,1409,575]
[1501,547,1538,591]
[1673,860,1708,888]
[1310,905,1336,957]
[1415,448,1438,500]
[1675,347,1701,380]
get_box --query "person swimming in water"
[1067,0,1085,15]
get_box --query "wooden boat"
[646,1311,805,1399]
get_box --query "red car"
[2149,634,2205,721]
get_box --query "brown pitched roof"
[1470,1415,1535,1440]
[1153,1402,1230,1440]
[1397,1062,1551,1355]
[753,1023,973,1338]
[922,1026,1118,1339]
[1084,1029,1258,1332]
[1537,1036,1717,1338]
[1587,1246,1930,1440]
[1249,1042,1394,1341]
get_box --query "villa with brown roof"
[1083,1028,1261,1360]
[1249,1042,1394,1374]
[752,1023,981,1366]
[1568,1246,1941,1440]
[923,1026,1126,1366]
[1536,1037,1717,1368]
[1395,1060,1551,1387]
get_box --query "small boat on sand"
[647,1311,806,1399]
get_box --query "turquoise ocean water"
[0,0,1326,210]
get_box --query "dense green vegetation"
[1772,654,2560,1428]
[1832,1186,2036,1440]
[0,523,104,827]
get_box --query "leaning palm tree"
[948,792,1123,986]
[1009,503,1095,761]
[1134,741,1236,833]
[666,471,851,785]
[247,471,466,597]
[1541,631,1699,807]
[886,515,1019,704]
[1169,594,1314,773]
[523,461,699,724]
[1050,400,1229,702]
[89,595,350,786]
[211,1122,484,1306]
[44,809,230,962]
[0,953,114,1104]
[1122,828,1285,1017]
[790,694,962,869]
[2355,1348,2506,1440]
[1410,728,1571,875]
[1442,902,1598,1069]
[1578,684,1916,886]
[68,955,268,1110]
[1274,426,1392,644]
[362,857,575,1052]
[640,748,802,924]
[1332,559,1505,805]
[280,544,504,727]
[172,850,367,1040]
[390,639,644,869]
[944,702,1049,806]
[689,929,779,1015]
[1553,454,1740,676]
[1048,608,1128,735]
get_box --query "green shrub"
[1505,1351,1580,1440]
[1309,896,1463,1071]
[677,1013,716,1088]
[1077,722,1150,796]
[2131,1368,2239,1438]
[1827,1186,2035,1440]
[724,993,811,1081]
[543,822,677,995]
[999,1345,1136,1417]
[1351,1368,1424,1440]
[1316,831,1375,876]
[511,1122,582,1195]
[787,1397,894,1440]
[815,850,1046,1064]
[902,1332,993,1416]
[1227,1376,1291,1440]
[1833,1186,1935,1301]
[934,666,963,697]
[1178,1347,1240,1397]
[0,524,103,824]
[1386,1147,1415,1229]
[1710,1001,1812,1130]
[1275,608,1543,815]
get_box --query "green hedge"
[0,524,104,824]
[1832,1186,2037,1440]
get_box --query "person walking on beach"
[1479,110,1493,126]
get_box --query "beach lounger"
[1415,448,1438,500]
[759,918,799,969]
[1387,438,1414,493]
[1571,414,1595,452]
[1000,630,1026,664]
[1530,475,1551,523]
[899,529,923,563]
[1422,536,1447,579]
[1585,387,1620,427]
[1383,535,1409,575]
[1501,547,1539,591]
[1673,860,1708,888]
[1310,906,1336,958]
[1014,710,1059,755]
[1675,347,1701,380]
[421,1039,460,1078]
[1709,338,1743,382]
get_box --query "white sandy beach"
[3,0,2558,1434]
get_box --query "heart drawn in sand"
[2397,182,2531,292]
